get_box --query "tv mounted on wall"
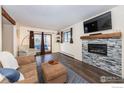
[83,12,112,33]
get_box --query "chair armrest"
[16,55,36,66]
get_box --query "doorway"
[1,8,16,56]
[34,34,52,54]
[2,16,14,54]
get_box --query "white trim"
[13,26,17,56]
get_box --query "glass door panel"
[34,34,41,53]
[34,34,52,54]
[44,34,52,53]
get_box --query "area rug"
[67,68,89,83]
[38,62,89,83]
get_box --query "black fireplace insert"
[88,44,107,56]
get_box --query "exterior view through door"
[34,34,52,54]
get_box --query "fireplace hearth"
[88,44,107,56]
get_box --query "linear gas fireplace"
[88,44,107,56]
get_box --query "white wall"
[52,33,60,53]
[60,6,124,78]
[0,6,2,51]
[111,6,124,79]
[60,22,83,60]
[2,24,14,54]
[18,26,60,53]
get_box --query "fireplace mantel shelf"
[80,32,121,40]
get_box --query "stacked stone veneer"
[82,39,122,76]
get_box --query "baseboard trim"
[59,52,75,59]
[59,52,82,62]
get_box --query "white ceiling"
[3,5,116,31]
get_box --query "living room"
[0,5,124,84]
[1,0,124,92]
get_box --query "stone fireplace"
[82,38,122,77]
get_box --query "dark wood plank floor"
[36,52,122,83]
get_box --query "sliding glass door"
[34,34,41,53]
[44,34,52,53]
[34,34,52,54]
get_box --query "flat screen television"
[83,12,112,33]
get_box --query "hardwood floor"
[36,52,121,83]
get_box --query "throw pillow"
[0,68,20,83]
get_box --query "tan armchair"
[16,55,35,66]
[18,45,36,56]
[16,55,38,83]
[0,55,38,83]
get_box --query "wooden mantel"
[80,32,121,40]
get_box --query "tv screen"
[84,12,112,33]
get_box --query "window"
[64,31,71,42]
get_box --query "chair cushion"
[0,68,20,83]
[0,52,19,69]
[16,55,35,66]
[18,62,38,83]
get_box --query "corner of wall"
[13,25,18,56]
